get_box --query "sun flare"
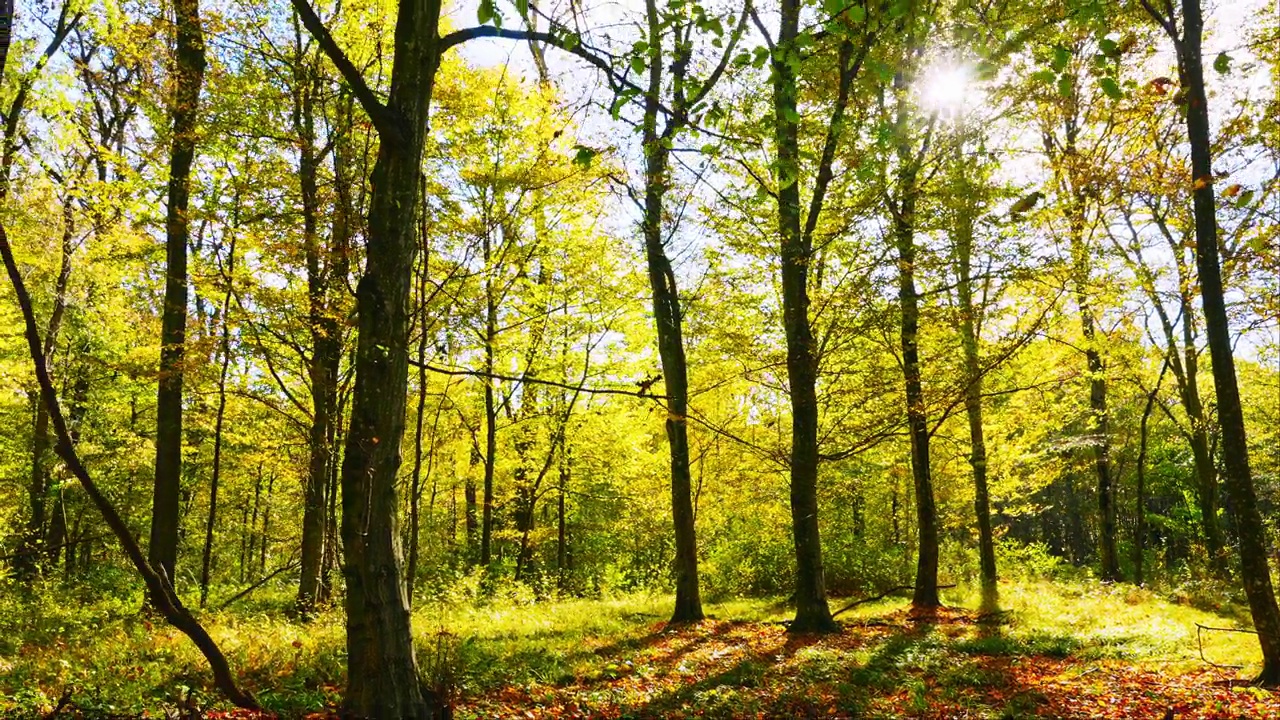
[918,62,979,116]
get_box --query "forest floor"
[2,579,1278,718]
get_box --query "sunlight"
[918,61,980,117]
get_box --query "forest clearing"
[3,578,1280,718]
[2,0,1280,716]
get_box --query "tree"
[1141,0,1280,684]
[763,0,875,632]
[0,0,258,707]
[633,0,748,624]
[149,0,207,597]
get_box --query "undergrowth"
[0,575,1267,717]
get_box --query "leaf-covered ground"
[3,579,1278,718]
[456,608,1279,719]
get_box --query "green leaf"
[752,46,770,69]
[1098,38,1119,57]
[1057,74,1074,98]
[573,145,597,168]
[514,0,528,19]
[630,55,646,75]
[781,106,800,124]
[1051,46,1071,72]
[848,5,867,22]
[1236,189,1255,207]
[1031,69,1056,85]
[1213,52,1231,74]
[1098,77,1122,100]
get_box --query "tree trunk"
[557,441,568,591]
[295,49,339,615]
[407,255,429,605]
[15,195,75,577]
[952,162,997,604]
[1159,0,1280,682]
[891,70,939,609]
[1135,362,1166,587]
[1067,188,1120,582]
[200,227,236,608]
[149,0,206,598]
[296,0,445,709]
[1179,311,1226,573]
[772,0,836,633]
[641,0,702,624]
[480,227,498,567]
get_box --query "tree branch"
[288,0,398,140]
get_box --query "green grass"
[0,577,1270,717]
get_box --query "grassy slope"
[0,579,1275,718]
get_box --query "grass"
[0,578,1275,718]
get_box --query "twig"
[412,360,668,399]
[831,584,958,619]
[1195,622,1258,669]
[217,560,300,610]
[41,689,73,719]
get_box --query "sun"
[917,61,979,116]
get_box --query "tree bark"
[890,67,939,609]
[952,156,997,605]
[641,0,703,624]
[1145,0,1280,683]
[200,224,236,608]
[295,0,444,710]
[294,42,342,615]
[772,0,836,633]
[149,0,206,598]
[407,254,430,604]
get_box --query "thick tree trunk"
[150,0,206,597]
[300,0,445,710]
[772,0,835,633]
[1162,0,1280,683]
